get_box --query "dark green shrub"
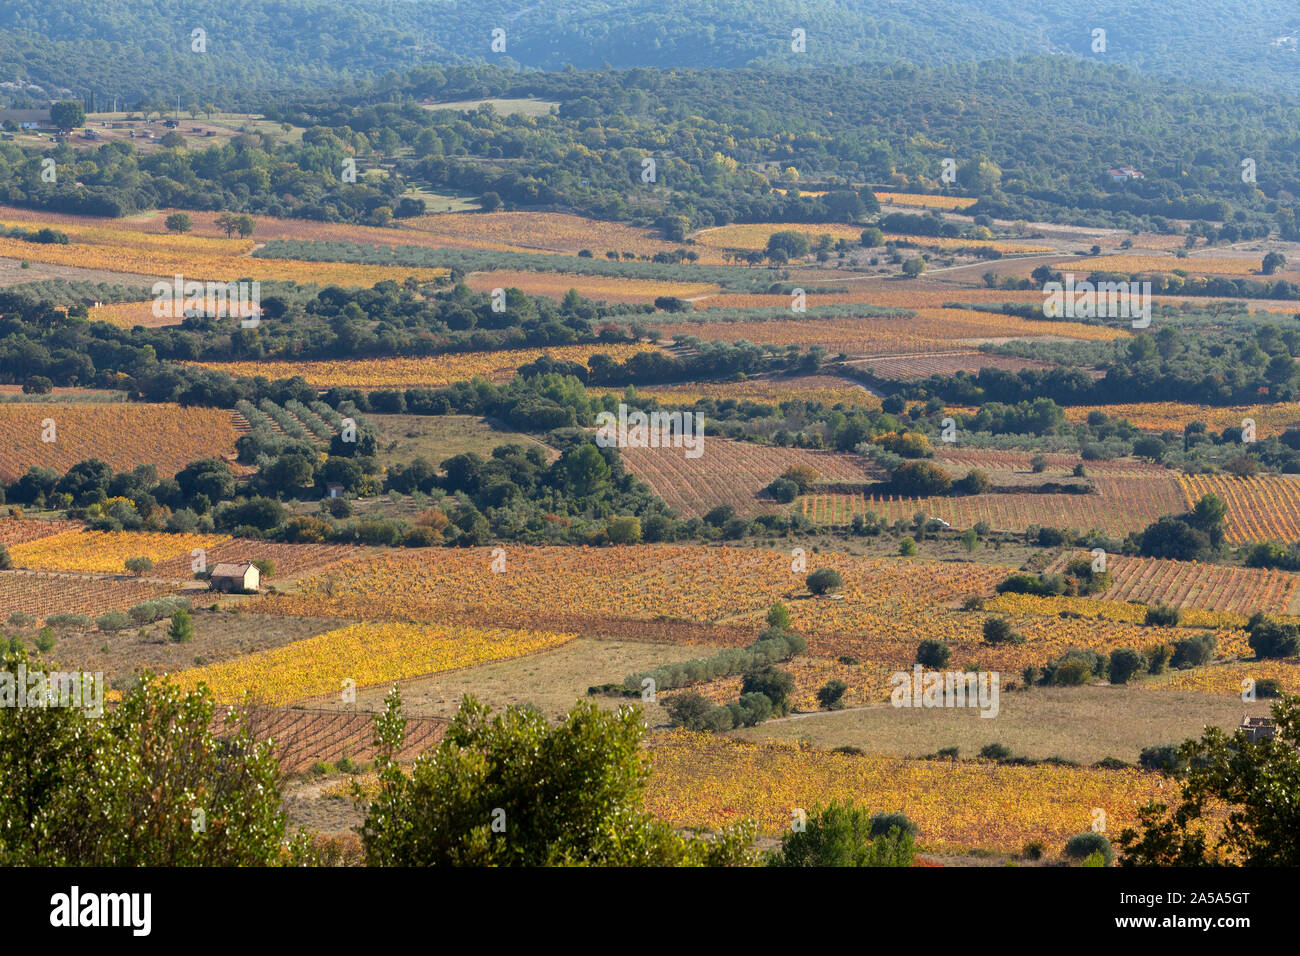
[867,811,918,839]
[741,666,795,716]
[1063,832,1114,865]
[982,616,1024,644]
[769,801,915,867]
[1246,613,1300,659]
[1170,632,1216,668]
[916,639,951,668]
[666,692,715,731]
[1144,603,1181,627]
[806,568,845,595]
[767,478,799,503]
[1107,648,1147,684]
[1138,743,1187,774]
[816,679,848,710]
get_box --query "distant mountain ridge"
[0,0,1297,105]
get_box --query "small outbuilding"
[1240,715,1276,743]
[326,482,345,499]
[209,561,260,594]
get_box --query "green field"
[367,413,555,469]
[422,98,560,118]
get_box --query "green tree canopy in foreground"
[0,652,303,865]
[1119,694,1300,866]
[360,691,756,866]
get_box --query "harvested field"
[49,611,342,690]
[800,475,1186,535]
[0,570,180,621]
[240,706,446,775]
[850,351,1064,380]
[619,439,881,517]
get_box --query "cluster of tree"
[0,123,416,221]
[988,264,1300,301]
[917,325,1300,409]
[996,557,1111,599]
[1133,493,1227,562]
[0,653,757,866]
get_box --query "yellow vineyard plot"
[0,403,240,483]
[644,731,1172,854]
[0,232,448,286]
[1179,473,1300,544]
[462,270,719,303]
[875,191,979,211]
[1067,255,1264,276]
[169,621,576,705]
[656,306,1124,356]
[1063,402,1300,437]
[982,592,1248,633]
[1157,661,1300,695]
[399,210,731,260]
[9,529,230,574]
[191,342,659,387]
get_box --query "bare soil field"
[46,611,344,690]
[619,438,882,517]
[308,637,706,723]
[730,684,1275,764]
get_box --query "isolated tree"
[123,556,154,576]
[806,568,844,595]
[167,609,194,643]
[164,212,193,233]
[49,101,85,132]
[766,230,811,260]
[916,639,951,668]
[1262,252,1287,275]
[817,679,848,710]
[768,801,915,867]
[766,602,792,630]
[1107,648,1147,684]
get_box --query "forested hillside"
[1,0,1297,105]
